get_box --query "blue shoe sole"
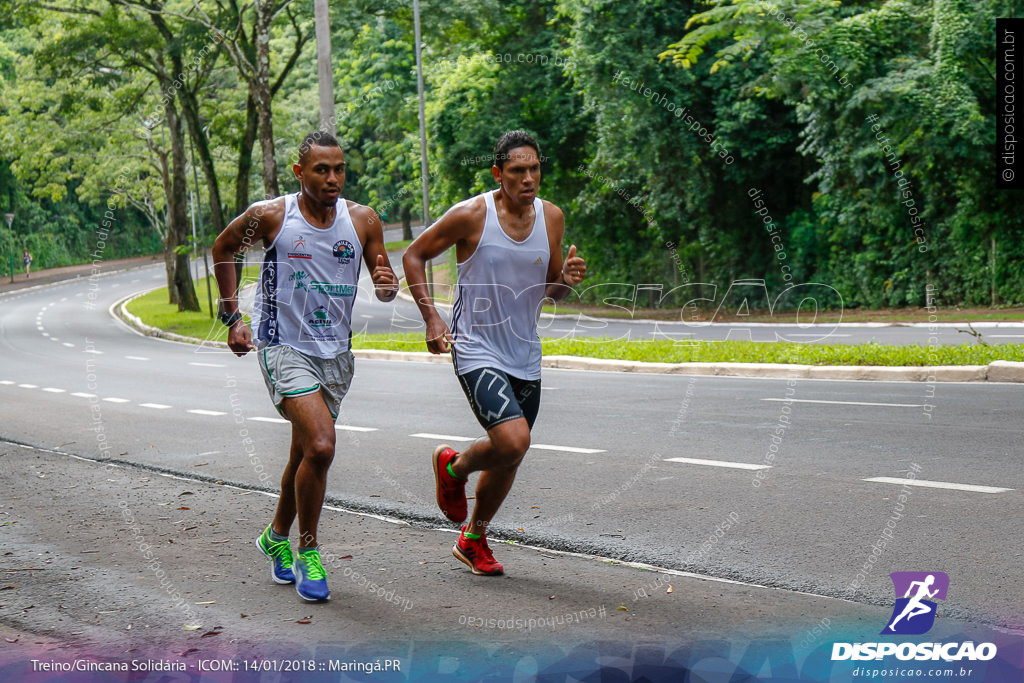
[254,534,295,584]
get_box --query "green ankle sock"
[463,530,482,540]
[447,460,465,480]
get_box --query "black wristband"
[220,311,243,327]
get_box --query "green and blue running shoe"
[294,549,330,602]
[255,525,295,584]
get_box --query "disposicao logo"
[831,571,997,663]
[882,571,948,635]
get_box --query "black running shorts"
[456,367,541,431]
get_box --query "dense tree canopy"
[0,0,1017,309]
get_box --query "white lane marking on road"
[541,387,559,391]
[250,417,289,424]
[42,388,66,393]
[130,279,140,284]
[49,337,60,342]
[189,362,225,368]
[360,314,373,319]
[187,409,227,416]
[63,343,74,348]
[664,457,771,471]
[530,444,607,454]
[125,356,150,361]
[140,403,172,409]
[102,397,130,404]
[61,297,68,301]
[0,380,13,385]
[18,384,38,389]
[84,349,103,355]
[410,433,474,442]
[198,450,220,456]
[71,392,96,398]
[863,477,1013,494]
[336,425,378,432]
[761,398,923,408]
[36,326,44,331]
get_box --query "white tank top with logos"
[252,193,362,359]
[451,191,549,380]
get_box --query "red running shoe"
[432,445,467,523]
[453,527,504,576]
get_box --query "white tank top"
[252,193,363,358]
[451,191,549,380]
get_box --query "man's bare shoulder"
[245,196,286,227]
[441,193,488,231]
[540,199,564,222]
[345,199,378,225]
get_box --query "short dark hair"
[297,130,342,166]
[493,130,540,170]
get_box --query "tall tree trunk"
[180,87,226,237]
[401,205,412,241]
[254,0,278,198]
[154,136,178,305]
[164,93,201,312]
[236,95,258,212]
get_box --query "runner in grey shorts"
[213,131,398,602]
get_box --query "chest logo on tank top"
[307,305,336,329]
[332,239,355,264]
[287,235,312,260]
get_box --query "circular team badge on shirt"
[332,239,355,264]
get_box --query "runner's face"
[494,147,541,206]
[295,145,346,206]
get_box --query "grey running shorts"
[257,344,354,419]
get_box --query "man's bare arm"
[212,198,284,355]
[543,203,586,301]
[402,200,481,353]
[351,203,399,302]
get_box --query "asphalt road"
[1,263,1022,681]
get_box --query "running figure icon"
[888,574,939,631]
[881,571,949,635]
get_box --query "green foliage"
[1,0,1018,314]
[352,333,1024,367]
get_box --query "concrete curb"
[112,289,1024,383]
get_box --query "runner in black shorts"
[404,130,586,575]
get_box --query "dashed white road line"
[337,425,377,432]
[664,457,771,471]
[250,417,288,424]
[71,392,96,398]
[125,355,150,361]
[863,477,1013,494]
[410,433,474,442]
[41,388,66,393]
[139,403,172,410]
[409,432,600,453]
[761,398,923,408]
[189,362,225,368]
[102,397,130,404]
[187,409,227,416]
[0,380,13,385]
[530,444,606,454]
[63,343,75,348]
[17,384,38,389]
[83,349,103,355]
